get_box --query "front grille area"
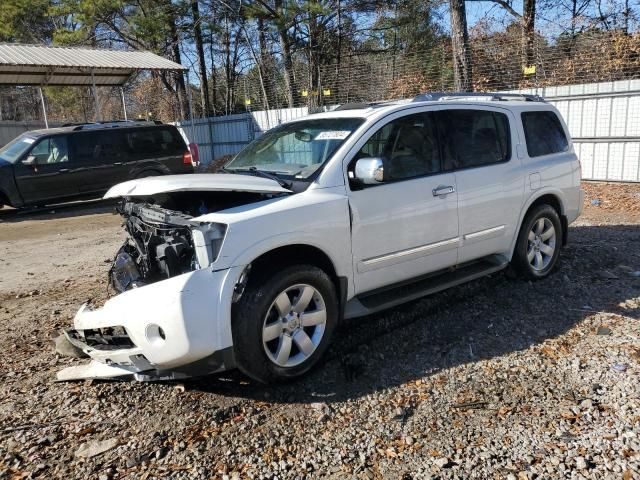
[68,326,135,351]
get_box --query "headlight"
[191,223,227,268]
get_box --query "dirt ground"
[0,182,639,479]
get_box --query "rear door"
[70,130,131,191]
[437,107,524,264]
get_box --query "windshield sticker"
[23,138,35,144]
[315,130,351,140]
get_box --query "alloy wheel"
[262,284,327,367]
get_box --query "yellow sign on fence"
[523,65,536,75]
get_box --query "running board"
[344,256,509,319]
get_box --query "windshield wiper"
[224,167,292,189]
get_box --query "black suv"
[0,121,196,209]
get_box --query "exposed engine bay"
[109,191,272,293]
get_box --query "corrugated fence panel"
[174,107,311,164]
[512,79,640,182]
[0,121,49,146]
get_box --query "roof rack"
[333,99,405,111]
[64,120,163,131]
[413,92,546,103]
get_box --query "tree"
[468,1,536,68]
[192,1,212,116]
[0,0,51,42]
[449,0,472,91]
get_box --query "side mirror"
[22,155,38,167]
[354,157,384,184]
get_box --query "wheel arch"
[242,244,348,321]
[510,190,568,259]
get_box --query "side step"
[344,256,509,319]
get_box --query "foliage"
[0,0,639,122]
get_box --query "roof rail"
[413,92,546,103]
[333,100,400,111]
[69,120,163,131]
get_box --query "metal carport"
[0,44,190,127]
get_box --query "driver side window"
[30,136,69,165]
[351,112,441,183]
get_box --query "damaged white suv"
[58,93,583,384]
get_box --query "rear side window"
[438,109,511,170]
[71,131,130,163]
[521,111,569,157]
[127,127,184,155]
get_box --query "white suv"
[58,93,584,384]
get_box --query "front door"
[13,135,78,203]
[347,111,459,294]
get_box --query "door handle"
[432,185,455,197]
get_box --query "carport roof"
[0,44,187,86]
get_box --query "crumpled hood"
[104,173,291,199]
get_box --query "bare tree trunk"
[208,31,217,115]
[258,18,274,109]
[522,0,536,68]
[274,0,295,107]
[192,0,211,117]
[242,23,271,110]
[307,6,320,108]
[624,0,630,34]
[167,9,188,119]
[223,15,232,114]
[571,0,578,37]
[449,0,472,91]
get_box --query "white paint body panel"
[103,173,290,198]
[64,99,583,380]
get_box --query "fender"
[226,232,356,299]
[507,186,567,259]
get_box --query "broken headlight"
[191,223,227,268]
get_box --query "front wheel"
[511,204,562,280]
[231,264,338,384]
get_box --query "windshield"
[225,117,364,180]
[0,135,36,163]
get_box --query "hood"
[103,173,291,199]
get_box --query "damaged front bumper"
[56,265,243,381]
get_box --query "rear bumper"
[56,266,242,381]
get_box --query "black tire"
[231,264,338,384]
[512,204,562,280]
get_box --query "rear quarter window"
[521,111,569,157]
[128,127,184,155]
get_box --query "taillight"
[189,143,199,167]
[183,151,193,165]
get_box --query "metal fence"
[2,80,639,183]
[512,79,640,182]
[174,107,310,164]
[176,80,640,183]
[0,120,50,147]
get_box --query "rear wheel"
[232,264,338,384]
[512,204,562,279]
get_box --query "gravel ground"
[1,182,639,479]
